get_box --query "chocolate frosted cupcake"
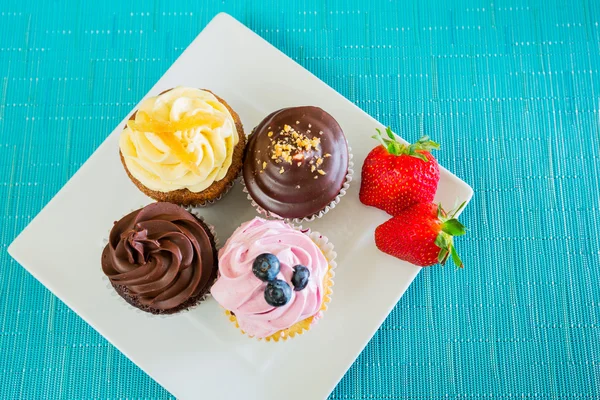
[243,106,352,221]
[119,87,245,206]
[101,202,217,315]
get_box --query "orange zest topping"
[155,134,199,173]
[127,110,225,134]
[126,111,226,173]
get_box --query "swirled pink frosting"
[211,217,328,338]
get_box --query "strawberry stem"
[449,244,464,269]
[372,127,440,161]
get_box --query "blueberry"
[291,265,310,291]
[252,253,280,282]
[264,279,292,307]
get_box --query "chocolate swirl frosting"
[101,202,216,313]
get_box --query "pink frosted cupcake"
[210,217,335,341]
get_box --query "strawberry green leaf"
[450,201,467,218]
[419,135,440,150]
[389,141,403,155]
[414,135,440,151]
[436,203,449,219]
[372,130,388,148]
[371,128,439,159]
[434,202,467,268]
[372,128,405,156]
[449,244,464,269]
[442,219,466,236]
[438,248,449,265]
[410,150,429,162]
[386,126,396,140]
[435,232,450,249]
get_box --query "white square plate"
[8,13,473,400]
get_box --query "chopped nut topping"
[311,165,316,172]
[316,158,323,167]
[324,153,331,157]
[308,124,312,128]
[262,161,267,169]
[317,169,326,175]
[279,167,285,174]
[297,162,302,167]
[292,153,304,162]
[270,122,324,167]
[314,175,318,179]
[296,120,300,124]
[319,131,323,135]
[268,131,273,137]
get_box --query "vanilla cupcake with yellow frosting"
[119,87,245,206]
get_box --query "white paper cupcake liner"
[101,205,219,318]
[243,147,354,224]
[302,226,337,316]
[300,226,338,276]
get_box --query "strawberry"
[360,128,440,215]
[375,202,466,267]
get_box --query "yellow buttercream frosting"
[119,87,239,193]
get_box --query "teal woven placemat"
[1,0,599,398]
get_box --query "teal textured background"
[2,0,600,398]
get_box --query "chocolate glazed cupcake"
[101,202,217,315]
[243,106,352,221]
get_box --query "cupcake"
[242,106,351,221]
[211,217,335,341]
[119,87,245,206]
[101,202,217,315]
